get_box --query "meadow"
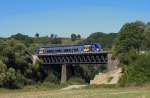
[0,87,150,98]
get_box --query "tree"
[50,34,54,38]
[112,21,150,86]
[81,32,117,49]
[35,33,39,38]
[10,33,29,40]
[4,68,25,89]
[114,21,145,56]
[10,33,33,46]
[51,38,62,44]
[0,60,7,87]
[71,34,77,41]
[77,34,81,39]
[143,22,150,50]
[0,39,35,88]
[119,53,150,86]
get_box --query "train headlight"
[96,48,100,51]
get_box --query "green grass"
[61,38,83,45]
[0,86,150,98]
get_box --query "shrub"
[0,60,7,86]
[73,64,105,83]
[4,68,25,89]
[119,53,150,86]
[67,77,85,85]
[44,71,58,83]
[51,38,62,44]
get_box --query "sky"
[0,0,150,38]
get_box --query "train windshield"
[94,44,101,49]
[39,48,45,54]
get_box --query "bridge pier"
[107,53,119,71]
[61,64,67,83]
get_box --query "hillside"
[81,32,118,49]
[0,32,117,89]
[1,20,150,89]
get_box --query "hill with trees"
[81,32,118,49]
[0,33,106,88]
[113,21,150,86]
[1,20,150,89]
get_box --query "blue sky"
[0,0,149,37]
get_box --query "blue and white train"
[35,43,102,55]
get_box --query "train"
[35,43,102,55]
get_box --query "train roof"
[36,43,101,49]
[40,44,85,48]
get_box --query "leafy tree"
[0,60,25,88]
[0,60,7,87]
[77,34,81,39]
[51,38,62,44]
[0,39,35,88]
[114,21,145,57]
[81,32,117,49]
[143,22,150,50]
[113,21,150,86]
[4,68,25,89]
[71,64,106,83]
[10,33,33,46]
[119,53,150,86]
[71,34,77,41]
[35,33,39,38]
[10,33,29,40]
[50,34,54,38]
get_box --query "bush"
[44,71,58,83]
[71,34,77,41]
[119,53,150,86]
[51,38,62,44]
[66,77,85,85]
[73,64,105,83]
[0,60,7,87]
[81,32,117,49]
[4,68,25,89]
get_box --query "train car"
[35,43,102,55]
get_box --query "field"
[0,87,150,98]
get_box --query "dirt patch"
[61,85,87,90]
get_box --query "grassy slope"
[0,87,150,98]
[61,38,84,45]
[32,37,84,45]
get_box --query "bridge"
[38,51,108,65]
[35,51,118,83]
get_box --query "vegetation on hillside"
[81,32,117,49]
[0,39,34,88]
[113,21,150,86]
[0,32,110,89]
[1,20,150,89]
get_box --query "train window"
[64,49,68,52]
[74,48,78,52]
[66,49,71,52]
[56,50,61,52]
[69,49,72,52]
[47,50,54,53]
[83,45,92,52]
